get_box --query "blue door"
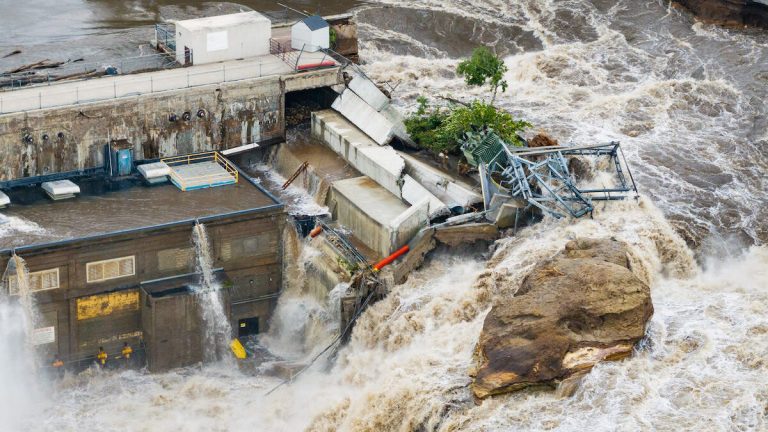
[117,149,133,176]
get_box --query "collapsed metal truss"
[462,130,639,219]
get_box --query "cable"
[264,275,378,396]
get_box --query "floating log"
[8,59,67,74]
[2,49,21,58]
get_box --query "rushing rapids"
[0,0,766,431]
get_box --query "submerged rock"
[470,238,652,399]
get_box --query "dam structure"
[0,11,356,182]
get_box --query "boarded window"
[220,234,272,261]
[157,248,193,271]
[86,256,135,283]
[8,268,60,295]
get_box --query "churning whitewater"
[1,0,766,431]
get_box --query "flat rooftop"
[0,176,278,251]
[175,11,271,32]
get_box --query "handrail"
[161,151,239,191]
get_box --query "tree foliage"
[456,47,508,105]
[441,100,530,147]
[403,96,450,152]
[404,98,530,154]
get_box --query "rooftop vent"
[41,180,80,201]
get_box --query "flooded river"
[1,0,767,431]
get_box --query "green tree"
[456,47,508,105]
[439,100,530,148]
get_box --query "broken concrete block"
[331,89,394,145]
[398,151,483,209]
[402,174,449,219]
[348,75,390,112]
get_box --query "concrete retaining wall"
[312,110,404,198]
[329,176,426,257]
[0,68,342,180]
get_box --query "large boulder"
[470,238,653,399]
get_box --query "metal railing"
[161,152,239,191]
[155,23,176,52]
[0,58,283,115]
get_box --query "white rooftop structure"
[291,15,330,52]
[137,162,171,184]
[174,11,272,65]
[42,180,80,200]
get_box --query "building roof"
[300,15,329,31]
[175,11,271,32]
[0,175,280,251]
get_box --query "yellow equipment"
[230,338,247,359]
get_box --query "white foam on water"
[251,163,330,217]
[11,0,768,430]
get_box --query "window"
[220,234,272,261]
[86,256,135,283]
[157,248,193,271]
[8,268,60,295]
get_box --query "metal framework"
[463,130,638,219]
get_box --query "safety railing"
[0,58,286,115]
[155,23,176,53]
[161,152,239,191]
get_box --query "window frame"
[86,255,136,283]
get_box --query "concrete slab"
[313,110,449,219]
[402,175,449,219]
[329,176,426,257]
[331,89,394,145]
[435,223,499,247]
[0,191,9,208]
[312,110,404,197]
[398,151,483,209]
[348,76,389,112]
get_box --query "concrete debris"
[312,110,449,220]
[329,176,427,258]
[434,223,499,247]
[348,75,390,112]
[398,151,482,209]
[331,89,394,146]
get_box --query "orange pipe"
[309,226,323,238]
[373,245,410,271]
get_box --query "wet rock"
[528,133,559,148]
[470,238,652,399]
[674,0,768,28]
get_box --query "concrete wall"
[312,110,403,198]
[329,176,426,257]
[0,68,342,180]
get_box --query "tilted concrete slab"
[329,176,427,257]
[398,151,483,209]
[348,76,389,112]
[402,174,450,219]
[331,89,394,145]
[313,110,404,197]
[312,110,449,219]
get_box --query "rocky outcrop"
[470,238,653,399]
[674,0,768,28]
